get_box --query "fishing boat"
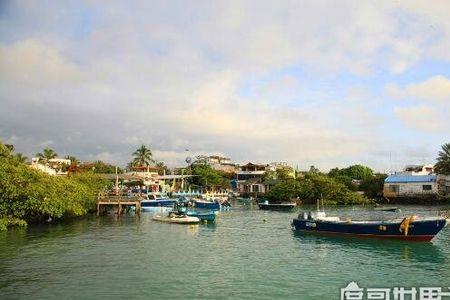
[141,192,178,210]
[186,210,216,222]
[258,200,296,211]
[292,209,447,241]
[152,214,200,224]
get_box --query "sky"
[0,1,449,172]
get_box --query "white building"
[383,164,437,199]
[30,157,71,176]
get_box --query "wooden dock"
[97,192,142,217]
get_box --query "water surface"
[1,204,449,299]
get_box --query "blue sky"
[1,1,450,172]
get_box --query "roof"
[385,175,436,183]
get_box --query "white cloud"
[0,39,82,87]
[386,76,450,102]
[2,1,450,171]
[394,105,443,132]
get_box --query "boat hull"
[141,199,178,208]
[186,211,216,222]
[292,218,446,241]
[193,200,221,210]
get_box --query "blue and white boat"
[141,193,178,211]
[292,210,447,242]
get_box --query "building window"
[423,185,432,191]
[389,185,399,193]
[251,185,259,193]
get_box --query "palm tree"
[14,153,28,163]
[435,143,450,175]
[65,155,80,166]
[132,145,154,166]
[36,147,58,164]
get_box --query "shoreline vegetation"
[0,142,109,231]
[1,140,450,230]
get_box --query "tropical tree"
[132,145,154,166]
[65,155,80,166]
[36,147,57,164]
[435,143,450,175]
[14,153,28,163]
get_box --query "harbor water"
[1,204,450,299]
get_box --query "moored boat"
[374,206,398,212]
[193,199,221,210]
[258,200,296,211]
[152,215,200,224]
[141,193,178,211]
[292,210,447,241]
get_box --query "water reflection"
[292,230,447,264]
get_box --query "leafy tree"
[0,142,109,230]
[359,173,388,199]
[132,144,154,166]
[90,160,122,174]
[435,143,450,175]
[189,163,229,188]
[155,161,170,175]
[36,147,58,164]
[266,173,367,205]
[309,165,320,173]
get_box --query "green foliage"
[328,164,374,180]
[0,217,27,231]
[189,163,229,188]
[0,142,109,229]
[155,161,170,175]
[266,173,368,205]
[435,143,450,175]
[132,144,154,166]
[89,160,122,174]
[359,173,388,199]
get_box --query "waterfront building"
[236,162,269,194]
[30,157,71,176]
[383,164,437,200]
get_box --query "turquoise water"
[1,204,450,299]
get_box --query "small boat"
[186,210,216,222]
[152,214,200,224]
[141,193,178,210]
[258,200,296,211]
[292,210,447,241]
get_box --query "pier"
[97,192,142,217]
